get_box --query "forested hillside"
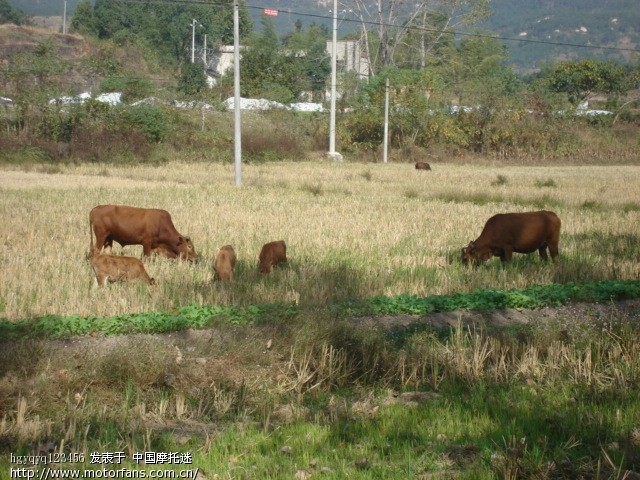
[7,0,639,72]
[484,0,640,70]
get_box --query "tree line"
[0,0,639,163]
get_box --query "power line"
[120,0,640,55]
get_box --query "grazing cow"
[89,253,156,287]
[415,161,431,171]
[461,210,561,266]
[259,240,287,274]
[89,205,197,261]
[214,245,237,281]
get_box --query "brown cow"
[415,161,431,170]
[259,240,287,274]
[461,210,561,266]
[214,245,237,281]
[89,253,156,287]
[89,205,196,261]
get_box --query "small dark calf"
[259,240,287,274]
[415,161,431,170]
[214,245,237,281]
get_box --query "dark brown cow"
[89,205,196,261]
[461,210,561,266]
[415,161,431,170]
[90,253,156,287]
[214,245,237,281]
[259,240,287,274]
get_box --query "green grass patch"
[1,279,639,340]
[534,178,557,188]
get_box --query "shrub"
[114,105,170,143]
[241,111,308,161]
[100,75,155,102]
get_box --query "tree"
[211,0,253,45]
[0,0,30,25]
[91,0,253,66]
[2,41,72,137]
[440,34,521,106]
[70,1,98,36]
[238,15,310,103]
[344,0,490,75]
[543,59,627,106]
[178,62,207,95]
[282,22,331,101]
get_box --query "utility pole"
[203,34,207,65]
[233,0,242,186]
[191,19,197,63]
[383,77,389,163]
[62,0,67,34]
[327,0,342,161]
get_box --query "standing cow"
[259,240,287,274]
[89,205,197,261]
[89,252,156,287]
[461,211,561,266]
[214,245,237,281]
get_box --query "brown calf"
[214,245,237,281]
[259,240,287,274]
[90,253,156,287]
[415,161,431,170]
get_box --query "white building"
[326,39,370,79]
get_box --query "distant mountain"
[8,0,639,72]
[482,0,640,72]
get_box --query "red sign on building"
[264,8,278,16]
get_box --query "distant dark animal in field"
[89,205,197,261]
[214,245,237,281]
[415,162,431,171]
[89,252,156,287]
[461,210,561,266]
[259,240,287,274]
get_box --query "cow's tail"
[87,213,95,260]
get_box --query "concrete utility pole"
[191,19,197,63]
[203,34,207,65]
[383,77,389,163]
[233,0,242,186]
[62,0,67,34]
[327,0,342,161]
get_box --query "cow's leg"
[538,246,549,262]
[501,247,513,263]
[142,242,152,257]
[103,237,113,255]
[548,243,559,263]
[92,231,108,255]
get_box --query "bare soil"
[31,299,640,366]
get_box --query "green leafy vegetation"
[1,280,638,341]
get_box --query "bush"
[242,111,308,161]
[100,75,155,102]
[114,105,170,143]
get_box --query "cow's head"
[461,241,490,267]
[258,260,272,274]
[176,236,198,262]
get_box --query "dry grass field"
[1,161,639,321]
